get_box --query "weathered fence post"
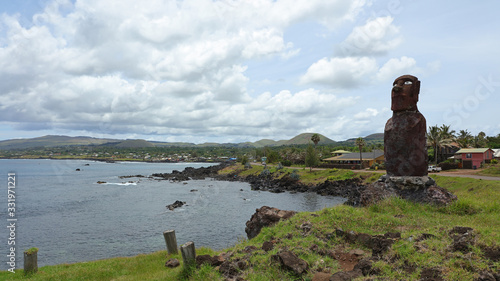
[180,241,196,267]
[24,248,38,274]
[163,230,178,255]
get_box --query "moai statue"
[384,75,428,176]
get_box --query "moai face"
[391,75,421,112]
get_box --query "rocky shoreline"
[145,163,457,207]
[144,163,369,206]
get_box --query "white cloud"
[300,57,378,88]
[376,56,418,81]
[336,16,401,57]
[354,108,379,119]
[0,0,370,141]
[7,0,491,143]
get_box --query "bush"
[276,162,284,170]
[240,155,249,165]
[491,159,498,164]
[290,170,300,181]
[438,162,460,171]
[282,159,292,166]
[260,169,271,177]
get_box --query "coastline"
[1,173,498,280]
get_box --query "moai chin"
[384,75,428,176]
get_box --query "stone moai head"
[391,75,421,112]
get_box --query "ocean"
[0,159,344,269]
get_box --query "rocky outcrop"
[195,254,225,267]
[152,163,230,181]
[149,163,456,207]
[273,250,308,275]
[359,175,457,206]
[243,173,366,205]
[245,206,296,239]
[166,200,186,211]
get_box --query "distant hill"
[0,135,117,149]
[343,133,384,145]
[284,133,335,145]
[0,132,382,150]
[253,139,288,147]
[365,133,384,141]
[115,139,155,148]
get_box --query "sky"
[1,0,499,144]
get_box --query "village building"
[455,148,494,169]
[323,150,384,169]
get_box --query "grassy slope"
[477,163,500,177]
[1,169,499,280]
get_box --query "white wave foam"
[99,182,137,186]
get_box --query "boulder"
[245,206,296,239]
[165,258,180,268]
[166,200,186,211]
[195,254,225,267]
[262,241,274,252]
[329,269,363,281]
[275,251,308,275]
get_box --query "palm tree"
[456,129,473,148]
[427,125,440,163]
[311,134,320,147]
[439,124,456,139]
[427,125,455,163]
[438,124,456,161]
[355,137,366,169]
[472,131,487,148]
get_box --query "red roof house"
[455,148,494,169]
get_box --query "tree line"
[427,124,499,163]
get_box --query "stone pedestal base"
[360,175,457,206]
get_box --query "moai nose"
[393,85,402,93]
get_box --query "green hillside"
[0,132,382,150]
[115,139,155,148]
[285,133,335,145]
[0,135,117,149]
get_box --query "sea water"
[0,159,345,268]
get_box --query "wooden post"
[163,230,178,255]
[180,241,196,267]
[24,248,38,274]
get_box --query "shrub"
[438,162,460,171]
[491,159,498,164]
[282,159,292,166]
[290,170,300,181]
[260,169,271,177]
[240,155,249,165]
[276,162,284,170]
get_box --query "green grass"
[477,163,500,177]
[2,173,498,280]
[223,163,380,185]
[0,248,223,281]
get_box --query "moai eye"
[404,81,413,85]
